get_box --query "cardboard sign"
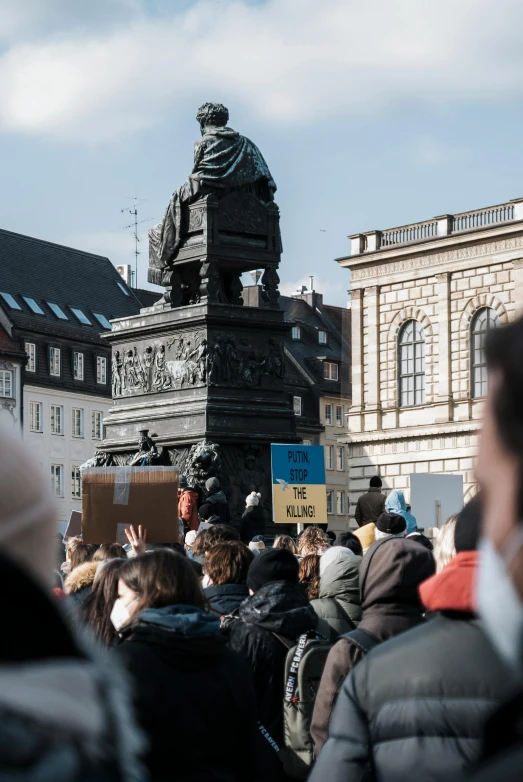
[271,444,327,524]
[65,510,82,539]
[82,466,179,544]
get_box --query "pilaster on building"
[340,197,523,523]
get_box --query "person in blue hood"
[114,549,258,782]
[385,490,417,535]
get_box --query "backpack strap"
[329,598,357,631]
[341,627,379,655]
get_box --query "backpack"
[272,617,334,779]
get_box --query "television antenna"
[121,197,154,288]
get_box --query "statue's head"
[196,102,229,131]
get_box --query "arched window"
[399,320,425,407]
[471,307,499,398]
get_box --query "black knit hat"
[246,548,299,592]
[369,475,382,488]
[376,512,406,535]
[454,495,482,553]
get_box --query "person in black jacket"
[310,498,513,782]
[204,541,254,615]
[199,477,231,524]
[240,491,265,542]
[114,548,258,782]
[228,548,323,780]
[311,535,435,753]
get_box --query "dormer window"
[291,325,301,341]
[318,330,328,345]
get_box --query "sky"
[2,0,523,306]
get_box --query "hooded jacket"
[178,488,199,532]
[385,490,417,535]
[116,604,258,782]
[311,536,435,753]
[228,581,319,750]
[204,583,250,616]
[199,490,231,525]
[310,551,362,635]
[310,550,512,782]
[240,504,266,543]
[0,551,144,782]
[64,560,99,605]
[354,487,385,527]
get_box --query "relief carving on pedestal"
[113,333,284,397]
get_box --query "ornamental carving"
[188,208,204,231]
[351,235,523,281]
[112,333,284,397]
[218,192,267,234]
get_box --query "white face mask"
[110,597,138,632]
[477,534,523,670]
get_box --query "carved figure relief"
[207,333,285,389]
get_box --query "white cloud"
[0,0,522,141]
[280,275,348,308]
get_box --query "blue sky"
[2,0,523,305]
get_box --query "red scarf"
[419,551,478,614]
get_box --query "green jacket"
[310,555,362,637]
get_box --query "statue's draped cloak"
[148,126,276,282]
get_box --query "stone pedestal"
[103,300,298,524]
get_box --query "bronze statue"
[148,103,277,285]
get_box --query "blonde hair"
[297,526,331,557]
[273,535,298,555]
[433,515,457,573]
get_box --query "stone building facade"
[338,198,523,524]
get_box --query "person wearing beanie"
[177,474,199,533]
[248,538,266,556]
[354,476,386,528]
[0,420,145,781]
[240,491,265,542]
[374,511,407,540]
[228,547,323,778]
[311,495,512,782]
[199,477,231,525]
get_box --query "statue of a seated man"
[148,102,277,285]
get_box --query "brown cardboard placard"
[65,510,82,539]
[81,466,179,544]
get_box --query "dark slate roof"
[0,229,143,345]
[0,325,26,359]
[134,287,162,308]
[279,294,350,394]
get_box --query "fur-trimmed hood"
[65,561,99,595]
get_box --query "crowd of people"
[2,315,523,781]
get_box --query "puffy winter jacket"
[239,505,265,543]
[310,551,513,782]
[178,488,199,532]
[199,490,231,524]
[64,560,98,606]
[204,582,249,616]
[310,552,361,635]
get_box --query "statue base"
[102,300,299,531]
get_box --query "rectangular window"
[323,362,339,381]
[325,444,334,470]
[25,342,36,372]
[326,490,334,514]
[337,445,345,471]
[97,356,107,384]
[324,403,333,425]
[0,292,21,310]
[0,370,13,398]
[291,325,301,341]
[302,439,312,445]
[22,296,45,315]
[335,405,343,426]
[47,302,68,320]
[70,307,92,326]
[293,396,302,416]
[72,408,84,438]
[92,410,102,440]
[50,347,61,376]
[50,404,64,435]
[74,351,84,380]
[336,490,345,515]
[29,401,42,432]
[93,313,112,330]
[71,466,81,499]
[51,464,64,497]
[318,330,328,345]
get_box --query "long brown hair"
[297,526,330,557]
[82,558,125,647]
[118,549,206,616]
[93,542,127,562]
[298,554,321,600]
[68,538,97,571]
[205,542,254,586]
[273,535,298,555]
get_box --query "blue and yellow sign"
[271,444,327,524]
